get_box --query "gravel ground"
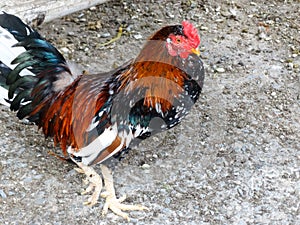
[1,0,300,224]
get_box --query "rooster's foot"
[100,164,148,221]
[74,162,103,206]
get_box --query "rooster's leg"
[100,164,148,221]
[74,162,103,206]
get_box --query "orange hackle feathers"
[119,33,190,113]
[121,61,187,112]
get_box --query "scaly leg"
[100,164,149,221]
[74,162,103,206]
[75,163,148,221]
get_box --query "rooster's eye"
[176,38,181,43]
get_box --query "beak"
[191,48,200,56]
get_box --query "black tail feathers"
[0,12,71,121]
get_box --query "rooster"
[0,12,204,220]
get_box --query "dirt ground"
[0,0,299,224]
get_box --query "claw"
[74,163,149,220]
[100,164,149,221]
[81,183,94,195]
[74,167,84,174]
[74,163,103,207]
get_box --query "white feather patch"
[68,123,139,165]
[133,124,149,138]
[94,127,135,164]
[68,124,118,165]
[0,26,34,76]
[85,117,99,132]
[0,21,35,107]
[96,135,125,164]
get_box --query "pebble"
[265,37,272,41]
[60,47,69,54]
[258,32,267,40]
[141,164,150,169]
[287,63,294,70]
[100,32,111,38]
[271,92,277,97]
[166,12,175,18]
[215,19,224,23]
[229,8,237,17]
[133,34,143,40]
[0,189,7,198]
[221,10,231,18]
[153,154,158,159]
[164,197,171,204]
[276,104,283,111]
[77,13,85,18]
[216,67,225,73]
[200,26,208,31]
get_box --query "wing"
[113,53,204,137]
[39,61,132,158]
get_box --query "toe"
[110,206,130,221]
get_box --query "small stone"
[166,12,175,18]
[141,164,150,169]
[77,13,85,18]
[133,34,143,40]
[60,47,69,54]
[265,36,272,41]
[100,33,111,38]
[164,197,171,204]
[271,92,276,97]
[200,26,208,31]
[221,10,231,18]
[215,19,224,23]
[229,8,237,17]
[287,63,294,70]
[276,104,283,111]
[216,67,225,73]
[258,32,267,40]
[0,189,7,198]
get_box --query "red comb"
[182,21,200,48]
